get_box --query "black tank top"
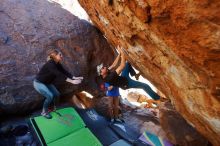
[103,71,128,89]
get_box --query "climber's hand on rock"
[117,46,124,55]
[116,45,121,55]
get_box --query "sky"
[48,0,89,20]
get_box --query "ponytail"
[47,55,52,61]
[46,48,59,61]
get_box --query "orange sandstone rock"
[79,0,220,145]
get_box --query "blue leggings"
[33,80,60,110]
[121,63,160,100]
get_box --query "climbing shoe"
[41,112,52,119]
[160,97,169,102]
[135,73,141,80]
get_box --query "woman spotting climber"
[97,46,161,102]
[33,48,83,119]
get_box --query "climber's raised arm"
[115,46,126,75]
[98,45,161,101]
[108,46,121,70]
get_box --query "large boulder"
[0,0,114,115]
[78,0,220,145]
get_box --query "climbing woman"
[33,48,83,119]
[97,46,161,101]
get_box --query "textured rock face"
[159,101,208,145]
[0,0,114,114]
[78,0,220,145]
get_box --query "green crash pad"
[30,107,101,146]
[48,128,102,146]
